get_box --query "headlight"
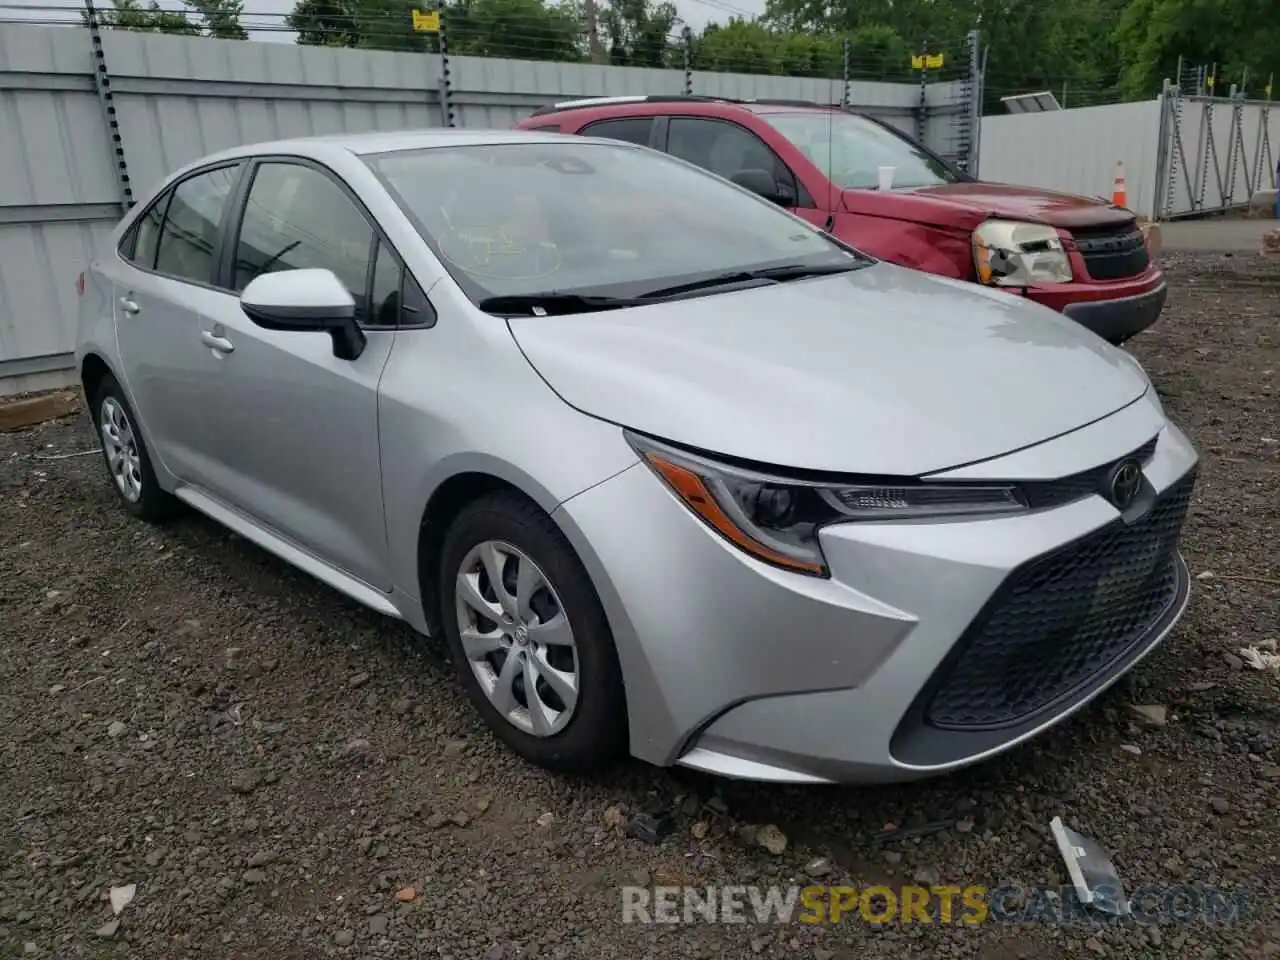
[627,432,1028,578]
[973,219,1073,286]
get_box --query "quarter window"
[233,162,375,323]
[127,194,168,270]
[580,117,654,146]
[369,240,402,327]
[153,164,241,284]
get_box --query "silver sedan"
[74,129,1198,784]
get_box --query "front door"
[191,159,395,591]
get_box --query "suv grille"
[1072,224,1150,280]
[923,469,1195,731]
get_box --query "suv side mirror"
[240,268,366,361]
[731,168,795,207]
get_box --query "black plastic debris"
[627,812,673,845]
[867,819,957,846]
[1050,816,1129,917]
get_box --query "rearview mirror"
[731,168,795,207]
[240,268,365,361]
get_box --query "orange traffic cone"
[1112,161,1127,209]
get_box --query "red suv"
[515,96,1166,344]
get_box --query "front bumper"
[551,394,1199,785]
[1023,266,1168,344]
[1060,283,1168,344]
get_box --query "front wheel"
[437,492,628,774]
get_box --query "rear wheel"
[438,492,628,774]
[94,375,177,523]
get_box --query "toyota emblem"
[1106,458,1144,510]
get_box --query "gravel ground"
[2,253,1278,960]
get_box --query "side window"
[580,117,654,146]
[233,162,375,323]
[666,118,800,205]
[369,241,402,327]
[125,193,169,270]
[525,122,563,132]
[153,164,241,284]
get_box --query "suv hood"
[508,264,1149,476]
[842,182,1134,232]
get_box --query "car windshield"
[363,140,864,307]
[765,112,960,190]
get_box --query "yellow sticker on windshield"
[439,226,561,280]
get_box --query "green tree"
[289,0,585,59]
[83,0,247,37]
[598,0,676,67]
[1114,0,1280,99]
[82,0,200,35]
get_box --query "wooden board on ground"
[0,391,80,433]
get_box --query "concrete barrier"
[1248,188,1278,219]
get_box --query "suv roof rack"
[529,94,847,117]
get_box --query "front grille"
[1021,436,1158,510]
[1071,224,1150,280]
[924,469,1195,731]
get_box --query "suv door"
[660,117,819,225]
[191,158,405,591]
[108,162,243,483]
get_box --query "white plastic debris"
[1050,817,1128,916]
[109,883,136,915]
[1238,643,1280,672]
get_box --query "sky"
[0,0,768,36]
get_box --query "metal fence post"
[963,28,981,176]
[841,37,850,107]
[682,27,692,95]
[83,0,134,212]
[437,5,455,128]
[914,40,928,144]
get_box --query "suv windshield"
[364,140,863,308]
[766,112,960,190]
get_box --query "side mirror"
[731,168,795,207]
[239,268,365,361]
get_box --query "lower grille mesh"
[924,470,1195,731]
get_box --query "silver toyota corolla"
[74,129,1198,785]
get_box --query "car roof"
[190,127,581,167]
[527,95,842,120]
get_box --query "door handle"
[200,330,235,354]
[118,297,140,315]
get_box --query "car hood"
[508,264,1149,476]
[842,182,1134,232]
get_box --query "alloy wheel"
[100,396,143,503]
[454,540,580,737]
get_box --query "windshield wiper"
[637,260,864,300]
[477,293,648,316]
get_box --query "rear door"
[107,162,244,482]
[190,157,404,590]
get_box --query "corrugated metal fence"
[978,92,1278,222]
[0,22,972,395]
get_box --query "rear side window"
[524,122,563,132]
[154,164,241,284]
[580,117,654,146]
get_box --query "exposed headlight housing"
[627,432,1028,578]
[973,219,1073,286]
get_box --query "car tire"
[438,491,628,775]
[93,374,178,523]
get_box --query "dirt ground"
[1,253,1277,960]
